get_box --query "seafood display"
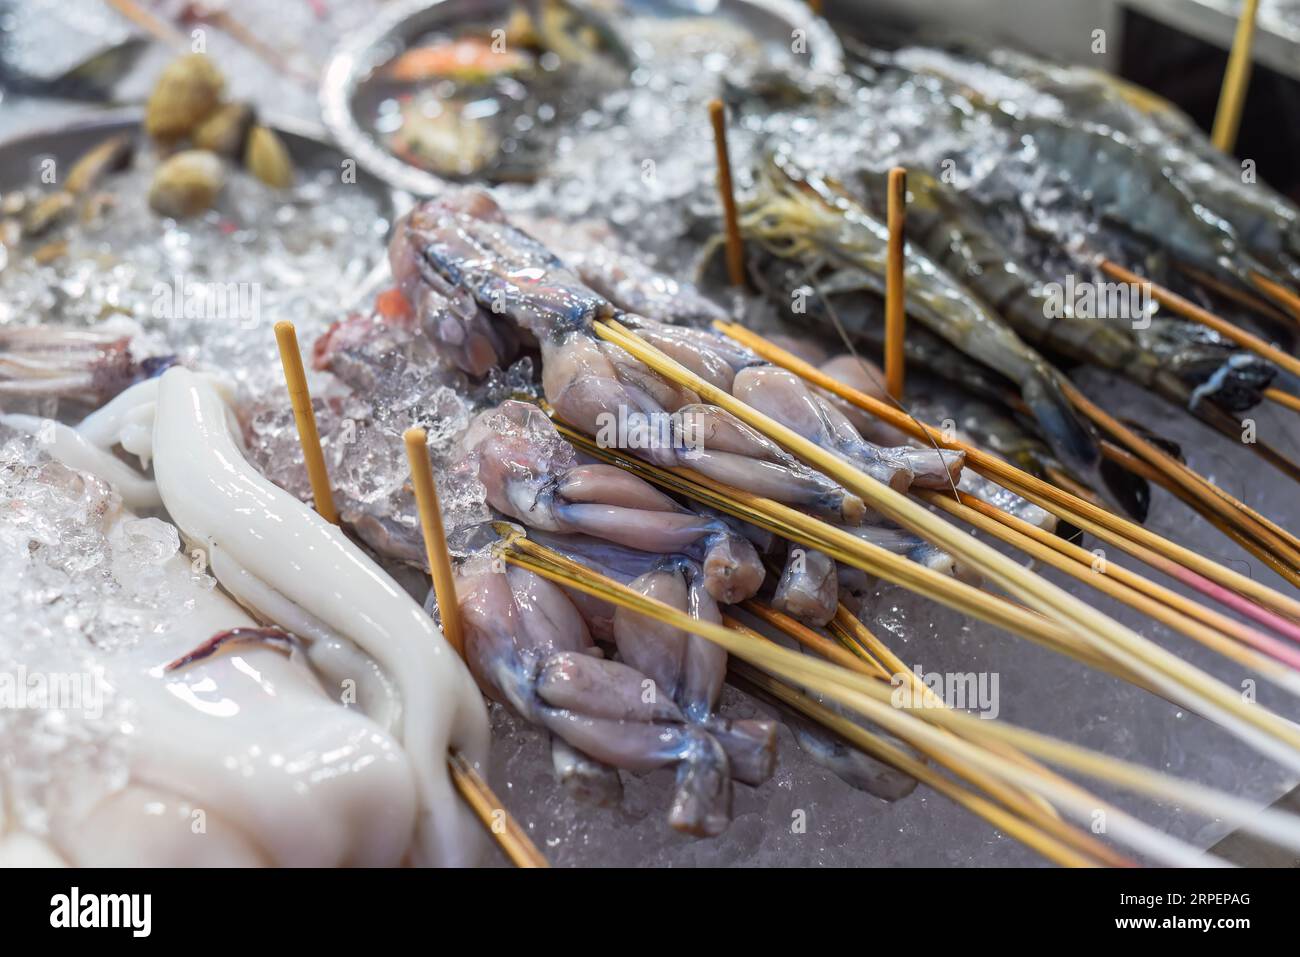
[3,0,1300,876]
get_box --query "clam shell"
[194,103,257,158]
[145,54,226,142]
[148,149,225,219]
[244,126,295,189]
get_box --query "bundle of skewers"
[281,139,1300,864]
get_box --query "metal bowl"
[0,107,400,222]
[321,0,844,197]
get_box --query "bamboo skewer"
[1200,476,1300,565]
[403,428,465,659]
[726,611,1136,868]
[190,9,319,86]
[512,531,1089,856]
[739,600,1111,836]
[1211,0,1260,153]
[1099,260,1300,380]
[717,320,1300,623]
[503,535,1300,864]
[729,663,1114,868]
[708,100,745,287]
[549,398,1263,712]
[917,488,1300,688]
[939,483,1300,667]
[1266,388,1300,413]
[447,751,548,869]
[107,0,188,48]
[553,413,1194,690]
[1250,271,1300,321]
[597,318,1300,768]
[819,607,1102,832]
[741,601,886,677]
[884,167,907,399]
[823,608,1161,869]
[728,608,1058,825]
[272,331,544,868]
[1176,260,1296,328]
[1004,474,1300,642]
[1104,441,1300,591]
[274,321,339,525]
[399,436,546,868]
[1059,379,1300,570]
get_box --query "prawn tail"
[1021,369,1148,522]
[1019,369,1099,479]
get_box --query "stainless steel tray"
[321,0,843,197]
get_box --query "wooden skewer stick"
[402,431,547,868]
[1102,440,1300,593]
[717,320,1300,623]
[729,663,1110,868]
[814,609,1084,830]
[708,99,745,287]
[725,613,1136,867]
[1059,378,1300,570]
[760,610,1138,869]
[884,167,907,400]
[740,600,886,677]
[950,480,1300,665]
[1175,261,1294,328]
[1211,0,1260,153]
[274,321,339,524]
[550,404,1237,700]
[1266,388,1300,414]
[552,409,1204,689]
[1249,271,1300,322]
[917,488,1300,682]
[403,427,465,659]
[447,752,548,869]
[547,416,1103,665]
[1099,260,1300,381]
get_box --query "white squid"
[4,366,490,866]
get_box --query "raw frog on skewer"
[388,187,965,520]
[813,352,1057,532]
[461,399,766,604]
[457,538,776,836]
[520,530,919,802]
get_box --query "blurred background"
[838,0,1300,197]
[2,0,1298,199]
